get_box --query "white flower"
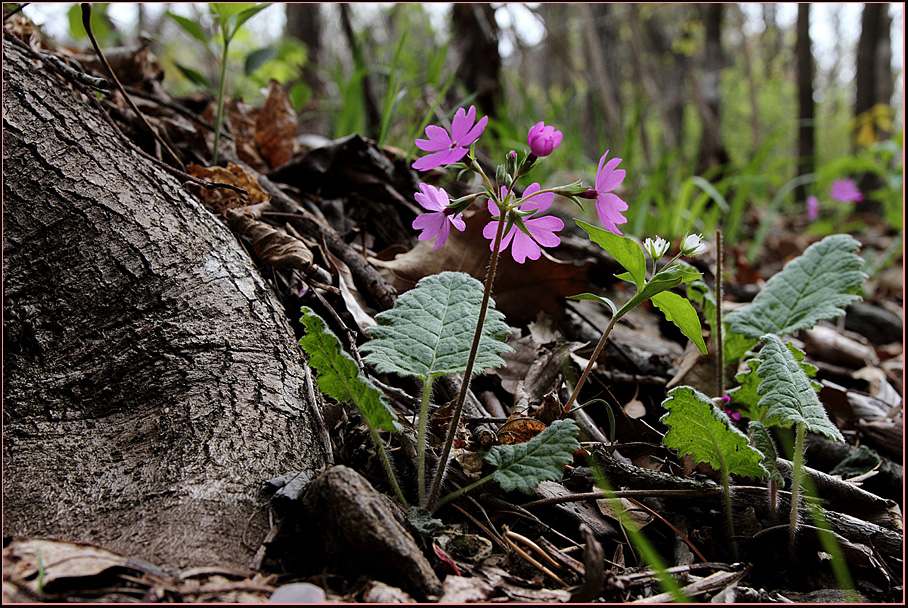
[680,233,707,257]
[644,236,669,260]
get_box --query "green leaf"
[244,45,278,76]
[660,386,767,479]
[567,293,618,316]
[167,11,209,46]
[230,3,271,38]
[723,331,757,366]
[651,291,708,354]
[728,340,820,420]
[361,272,512,380]
[486,419,580,494]
[576,219,646,288]
[174,62,212,91]
[724,234,867,339]
[756,334,844,442]
[299,307,402,433]
[748,421,784,483]
[616,265,701,318]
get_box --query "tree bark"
[2,39,328,569]
[285,3,328,135]
[451,3,502,118]
[795,3,815,202]
[695,2,730,175]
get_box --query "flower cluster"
[409,106,631,264]
[806,178,863,221]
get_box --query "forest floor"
[3,18,904,604]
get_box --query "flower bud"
[680,233,707,256]
[644,236,669,260]
[527,121,563,157]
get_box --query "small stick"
[502,526,569,587]
[80,3,186,171]
[3,3,28,22]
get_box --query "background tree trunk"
[451,3,502,118]
[695,2,729,174]
[2,39,328,569]
[795,3,815,202]
[286,3,328,135]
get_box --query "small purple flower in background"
[584,151,628,235]
[724,409,742,421]
[483,184,564,264]
[829,178,863,203]
[806,195,819,220]
[527,121,563,157]
[412,105,488,171]
[412,183,465,250]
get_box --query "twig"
[80,3,185,171]
[502,526,569,587]
[522,487,723,509]
[625,497,710,564]
[715,228,725,397]
[3,2,28,22]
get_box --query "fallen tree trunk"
[2,38,327,569]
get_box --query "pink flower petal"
[413,212,445,238]
[596,157,625,192]
[450,214,466,232]
[450,105,475,141]
[461,115,488,145]
[433,218,452,249]
[415,138,454,152]
[510,231,541,264]
[525,216,564,247]
[412,148,468,171]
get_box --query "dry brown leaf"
[370,210,591,323]
[186,163,269,213]
[224,208,313,271]
[254,79,296,170]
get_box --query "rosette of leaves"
[360,271,513,505]
[298,307,407,505]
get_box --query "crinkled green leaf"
[756,334,844,441]
[299,307,402,432]
[576,220,646,288]
[660,387,767,479]
[727,341,819,420]
[361,272,512,380]
[651,291,708,354]
[486,419,580,494]
[724,234,867,339]
[748,421,784,484]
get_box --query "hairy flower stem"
[416,377,434,505]
[211,37,230,165]
[563,314,620,412]
[426,213,507,510]
[369,425,408,508]
[715,229,725,397]
[789,423,806,559]
[717,453,738,561]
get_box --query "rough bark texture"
[2,39,327,569]
[795,4,815,203]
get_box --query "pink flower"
[527,121,563,157]
[412,105,488,171]
[829,179,863,203]
[724,409,742,421]
[483,184,564,264]
[587,151,629,235]
[806,195,819,220]
[412,183,465,250]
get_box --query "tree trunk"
[2,39,328,570]
[285,3,328,135]
[451,3,502,118]
[695,2,729,175]
[795,3,815,202]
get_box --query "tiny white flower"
[680,233,708,256]
[644,236,669,260]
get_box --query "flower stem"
[563,313,620,413]
[416,376,434,506]
[425,213,507,510]
[715,229,725,397]
[369,424,408,508]
[789,423,806,559]
[211,36,230,165]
